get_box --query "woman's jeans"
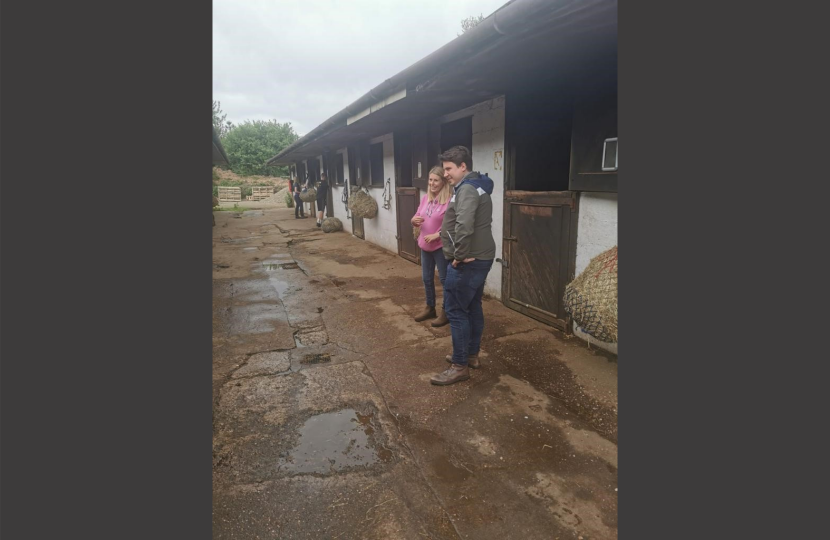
[421,248,449,308]
[294,194,304,217]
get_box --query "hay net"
[564,246,618,343]
[348,186,378,219]
[321,217,342,233]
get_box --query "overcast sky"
[213,0,508,136]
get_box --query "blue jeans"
[294,194,304,217]
[444,259,493,365]
[421,249,449,308]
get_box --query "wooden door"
[395,187,420,264]
[501,190,578,331]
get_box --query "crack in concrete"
[355,359,464,540]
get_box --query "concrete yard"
[213,206,618,539]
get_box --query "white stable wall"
[573,192,618,354]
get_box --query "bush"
[285,191,294,208]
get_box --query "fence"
[249,186,272,201]
[217,186,242,202]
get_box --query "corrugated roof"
[266,0,617,166]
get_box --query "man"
[431,146,496,386]
[316,172,330,227]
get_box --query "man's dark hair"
[438,146,472,171]
[321,172,327,178]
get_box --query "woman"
[315,172,329,227]
[293,180,306,219]
[411,167,452,327]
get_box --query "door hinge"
[503,236,518,242]
[496,257,509,268]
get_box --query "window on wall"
[369,142,384,187]
[440,116,473,153]
[335,153,345,185]
[347,146,358,186]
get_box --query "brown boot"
[445,353,480,369]
[414,305,437,322]
[430,364,470,386]
[430,310,449,327]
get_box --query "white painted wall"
[361,133,398,254]
[433,96,506,299]
[573,192,618,354]
[331,148,353,234]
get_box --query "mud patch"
[468,434,498,456]
[490,336,618,443]
[527,472,616,539]
[300,353,331,365]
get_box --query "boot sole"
[430,374,471,386]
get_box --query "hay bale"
[564,246,618,343]
[299,188,317,202]
[321,217,343,233]
[348,188,378,219]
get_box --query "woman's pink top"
[414,194,449,252]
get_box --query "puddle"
[262,260,299,271]
[278,409,392,474]
[223,236,262,244]
[267,275,290,298]
[261,260,300,298]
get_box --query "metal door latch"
[496,258,508,268]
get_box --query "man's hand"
[452,257,475,268]
[411,215,425,226]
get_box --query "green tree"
[213,100,234,138]
[460,14,485,35]
[222,120,299,177]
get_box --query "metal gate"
[501,190,578,331]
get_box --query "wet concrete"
[213,207,618,539]
[278,408,392,474]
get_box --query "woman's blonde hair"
[427,166,451,204]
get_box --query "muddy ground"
[213,206,618,539]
